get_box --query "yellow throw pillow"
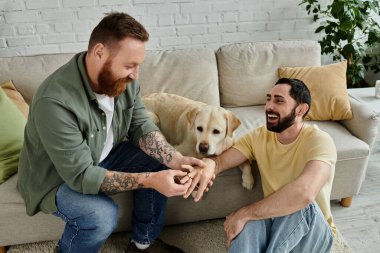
[278,61,352,120]
[0,80,29,118]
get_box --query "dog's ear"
[186,108,199,128]
[225,110,241,137]
[146,110,160,128]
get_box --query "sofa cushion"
[226,105,266,138]
[311,120,369,160]
[0,174,24,204]
[217,40,321,107]
[0,54,75,104]
[278,61,352,120]
[228,106,369,161]
[1,80,29,117]
[0,87,26,183]
[139,48,220,106]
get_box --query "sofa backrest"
[139,48,220,106]
[0,40,319,107]
[216,40,321,107]
[0,48,220,106]
[0,53,75,104]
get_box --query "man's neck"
[275,121,304,144]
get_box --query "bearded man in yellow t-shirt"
[183,78,337,253]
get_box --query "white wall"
[0,0,327,57]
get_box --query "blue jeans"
[53,141,168,253]
[229,202,333,253]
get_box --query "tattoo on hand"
[140,131,175,164]
[100,172,146,194]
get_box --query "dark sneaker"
[126,238,185,253]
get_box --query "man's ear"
[92,43,106,61]
[297,103,309,118]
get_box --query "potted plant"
[300,0,380,87]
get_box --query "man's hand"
[181,155,207,169]
[224,208,248,249]
[148,169,193,197]
[180,158,216,201]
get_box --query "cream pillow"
[278,61,352,120]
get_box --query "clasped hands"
[176,158,216,202]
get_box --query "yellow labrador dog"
[142,93,254,190]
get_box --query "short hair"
[88,12,149,52]
[275,78,311,117]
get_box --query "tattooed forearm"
[100,171,148,194]
[139,131,176,165]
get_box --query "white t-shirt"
[94,93,114,162]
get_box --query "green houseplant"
[300,0,380,87]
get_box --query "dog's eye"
[213,129,220,134]
[197,126,203,132]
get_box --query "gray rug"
[8,219,351,253]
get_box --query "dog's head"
[186,106,241,157]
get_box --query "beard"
[97,59,132,97]
[266,107,296,133]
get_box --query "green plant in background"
[300,0,380,87]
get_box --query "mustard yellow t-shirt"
[233,124,337,235]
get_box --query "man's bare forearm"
[100,171,150,194]
[213,148,248,175]
[139,131,180,168]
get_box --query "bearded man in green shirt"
[17,12,208,253]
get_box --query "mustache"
[116,76,132,84]
[265,110,279,116]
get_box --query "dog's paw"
[241,175,254,190]
[240,162,254,190]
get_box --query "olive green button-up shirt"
[17,52,158,216]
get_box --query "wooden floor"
[331,138,380,252]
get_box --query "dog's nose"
[199,143,209,154]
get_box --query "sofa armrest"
[340,95,380,150]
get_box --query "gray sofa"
[0,40,379,249]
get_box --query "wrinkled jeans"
[229,202,333,253]
[53,141,168,253]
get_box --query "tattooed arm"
[138,131,178,168]
[100,169,192,197]
[100,171,148,194]
[99,131,203,196]
[99,131,207,196]
[138,131,205,170]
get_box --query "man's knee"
[87,198,119,238]
[230,220,269,253]
[270,203,332,253]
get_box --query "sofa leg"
[341,196,353,207]
[0,246,6,253]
